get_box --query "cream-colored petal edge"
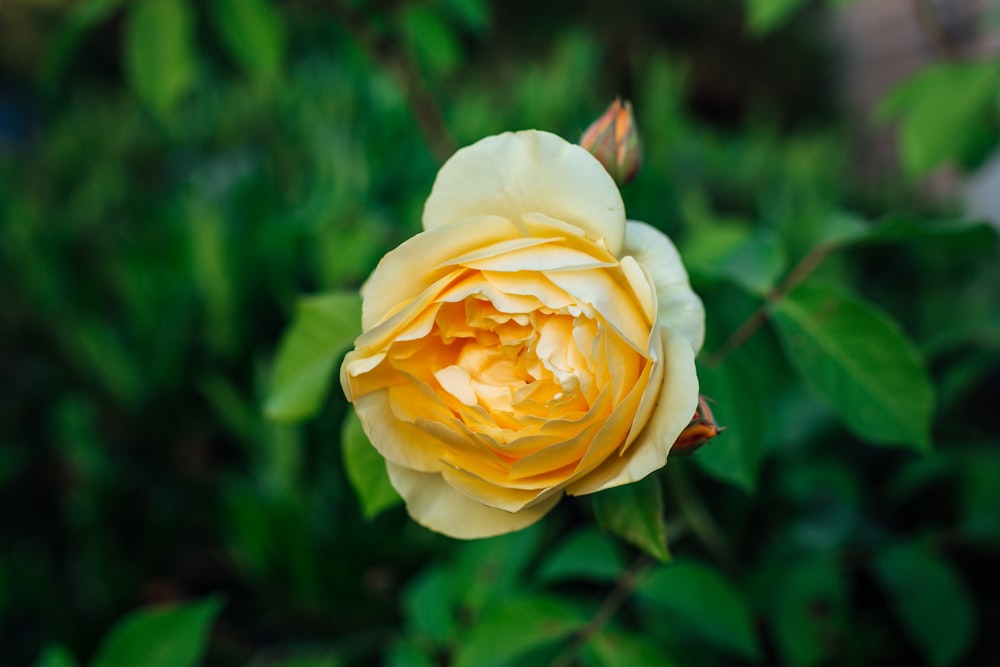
[351,391,446,473]
[623,220,706,355]
[565,325,698,496]
[422,130,627,256]
[360,215,518,330]
[386,462,562,539]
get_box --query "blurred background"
[1,0,999,666]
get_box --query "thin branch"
[315,0,457,164]
[548,553,657,667]
[704,242,832,367]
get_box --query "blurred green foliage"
[1,0,999,666]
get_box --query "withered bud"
[671,395,724,456]
[579,98,642,185]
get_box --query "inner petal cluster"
[350,276,652,494]
[402,290,605,440]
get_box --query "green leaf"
[401,6,462,76]
[450,524,544,614]
[821,212,998,251]
[769,556,848,667]
[536,527,626,585]
[877,62,1000,176]
[874,543,975,667]
[858,215,998,247]
[712,230,787,296]
[777,460,864,550]
[694,354,765,491]
[71,321,144,404]
[959,449,1000,543]
[124,0,198,115]
[683,224,753,277]
[186,199,236,357]
[592,474,670,562]
[385,640,435,667]
[693,226,787,296]
[679,192,752,273]
[771,283,934,450]
[341,410,402,519]
[583,630,679,667]
[818,211,872,247]
[265,291,362,422]
[207,0,285,80]
[33,645,78,667]
[438,0,490,32]
[253,656,341,667]
[745,0,811,34]
[316,216,390,289]
[91,597,223,667]
[43,0,129,90]
[453,595,587,667]
[886,452,952,504]
[635,561,760,660]
[402,566,457,645]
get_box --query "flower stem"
[548,553,657,667]
[705,242,832,367]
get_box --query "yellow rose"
[340,130,704,539]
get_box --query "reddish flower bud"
[580,98,642,185]
[672,395,724,455]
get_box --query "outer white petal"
[565,326,698,496]
[386,462,562,539]
[623,220,705,355]
[422,130,627,255]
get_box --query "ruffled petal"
[565,325,698,495]
[351,391,446,473]
[624,221,706,355]
[386,462,562,539]
[423,131,627,255]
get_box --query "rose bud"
[671,394,724,456]
[579,98,642,185]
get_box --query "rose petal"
[361,215,519,330]
[422,131,627,255]
[624,220,705,355]
[441,239,616,273]
[354,268,467,353]
[564,325,698,495]
[573,353,653,473]
[624,320,666,449]
[507,418,605,483]
[436,235,557,267]
[481,271,577,313]
[544,268,650,355]
[619,255,656,325]
[386,461,563,539]
[440,465,550,512]
[472,246,616,273]
[352,390,447,473]
[434,365,480,406]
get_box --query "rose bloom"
[340,130,704,539]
